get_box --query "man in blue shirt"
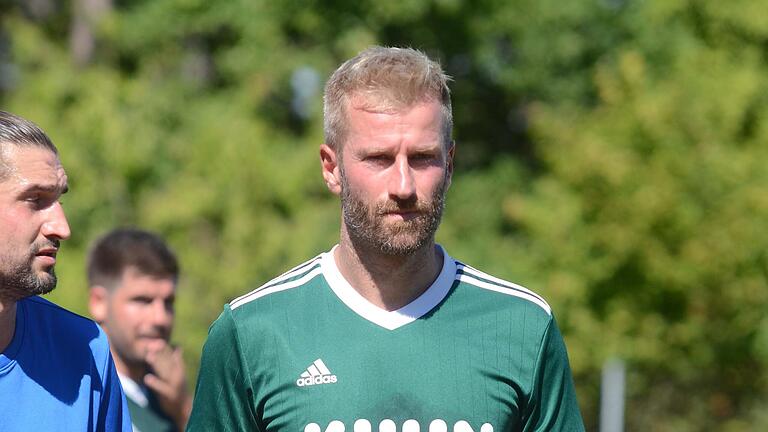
[0,110,131,431]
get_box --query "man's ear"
[446,140,456,188]
[88,286,109,324]
[320,144,342,195]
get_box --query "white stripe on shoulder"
[230,266,323,309]
[458,263,548,304]
[456,264,551,315]
[229,256,322,310]
[263,255,323,289]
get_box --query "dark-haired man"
[189,47,584,431]
[88,228,191,432]
[0,111,130,431]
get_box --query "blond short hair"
[323,46,453,151]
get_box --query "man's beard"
[340,167,448,256]
[0,243,58,301]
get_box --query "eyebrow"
[358,141,442,153]
[22,183,69,195]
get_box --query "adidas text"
[296,374,338,386]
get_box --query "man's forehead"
[346,92,437,113]
[347,99,443,132]
[1,144,64,176]
[0,145,66,198]
[118,267,177,290]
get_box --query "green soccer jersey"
[120,374,177,432]
[188,246,584,432]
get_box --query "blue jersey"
[0,296,131,431]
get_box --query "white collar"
[117,372,149,407]
[321,244,456,330]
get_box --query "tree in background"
[1,0,767,430]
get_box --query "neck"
[110,348,147,383]
[0,297,18,353]
[335,227,443,311]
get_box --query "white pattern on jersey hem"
[322,244,456,331]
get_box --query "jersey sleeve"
[98,334,132,432]
[522,316,585,432]
[187,306,259,432]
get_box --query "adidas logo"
[296,358,338,387]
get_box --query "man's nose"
[151,300,174,328]
[389,157,416,200]
[41,202,71,240]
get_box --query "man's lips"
[383,211,421,222]
[138,334,167,340]
[381,210,421,221]
[138,334,171,345]
[34,248,59,264]
[140,337,169,355]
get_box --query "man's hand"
[144,344,193,432]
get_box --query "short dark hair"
[87,228,179,290]
[0,110,59,180]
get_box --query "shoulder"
[448,259,562,365]
[205,253,328,345]
[23,296,104,335]
[453,260,552,318]
[22,296,110,359]
[228,253,326,312]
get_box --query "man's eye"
[25,194,59,209]
[25,196,44,208]
[411,153,439,165]
[366,155,391,163]
[133,297,153,304]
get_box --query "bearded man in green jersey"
[187,46,585,432]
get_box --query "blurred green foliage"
[2,0,767,430]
